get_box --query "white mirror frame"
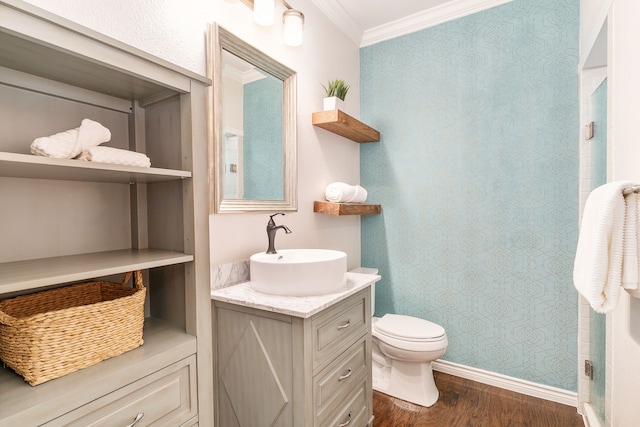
[207,23,297,213]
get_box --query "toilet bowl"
[371,314,448,407]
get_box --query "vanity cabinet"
[0,1,212,425]
[214,287,374,427]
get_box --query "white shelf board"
[0,248,194,294]
[0,152,191,183]
[0,318,196,425]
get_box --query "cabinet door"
[216,305,295,427]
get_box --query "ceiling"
[310,0,512,47]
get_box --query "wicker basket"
[0,271,146,386]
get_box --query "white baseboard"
[581,402,602,427]
[432,360,578,407]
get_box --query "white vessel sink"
[250,249,348,296]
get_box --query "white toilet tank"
[349,267,378,315]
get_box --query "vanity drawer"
[319,378,368,427]
[314,337,367,423]
[312,291,368,371]
[44,355,197,427]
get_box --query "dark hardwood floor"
[372,371,584,427]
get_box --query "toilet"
[370,283,448,407]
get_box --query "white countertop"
[211,272,381,318]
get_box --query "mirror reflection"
[222,51,283,201]
[209,24,297,213]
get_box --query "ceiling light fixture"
[241,0,304,47]
[282,9,304,46]
[253,0,275,26]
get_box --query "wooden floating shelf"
[312,110,380,143]
[314,201,381,216]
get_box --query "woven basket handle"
[120,271,145,290]
[0,309,13,325]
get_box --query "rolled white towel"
[325,182,367,203]
[30,118,111,159]
[78,146,151,168]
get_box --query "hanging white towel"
[624,192,640,297]
[325,182,367,203]
[573,181,634,313]
[78,146,151,168]
[30,118,111,159]
[622,192,639,290]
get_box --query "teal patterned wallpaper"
[243,75,283,200]
[361,0,579,390]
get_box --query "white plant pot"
[323,96,344,111]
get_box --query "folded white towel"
[573,181,634,313]
[78,146,151,168]
[623,192,639,291]
[325,182,367,203]
[30,118,111,159]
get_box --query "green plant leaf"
[322,78,350,101]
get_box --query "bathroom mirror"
[208,23,297,213]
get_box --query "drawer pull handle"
[337,320,351,330]
[338,411,352,427]
[125,412,144,427]
[338,367,352,381]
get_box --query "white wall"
[23,0,364,270]
[579,0,611,68]
[607,0,640,425]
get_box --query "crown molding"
[313,0,513,48]
[362,0,512,47]
[311,0,364,45]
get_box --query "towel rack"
[623,185,640,196]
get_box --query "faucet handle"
[268,212,286,225]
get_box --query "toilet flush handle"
[337,319,351,330]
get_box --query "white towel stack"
[30,118,111,159]
[573,181,640,313]
[30,118,151,168]
[325,182,368,203]
[78,146,151,168]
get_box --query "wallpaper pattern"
[360,0,579,390]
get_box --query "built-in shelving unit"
[314,201,381,216]
[0,152,191,183]
[312,109,380,143]
[0,0,212,425]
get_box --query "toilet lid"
[375,314,445,342]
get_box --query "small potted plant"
[322,78,350,111]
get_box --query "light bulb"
[254,0,275,26]
[283,9,304,47]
